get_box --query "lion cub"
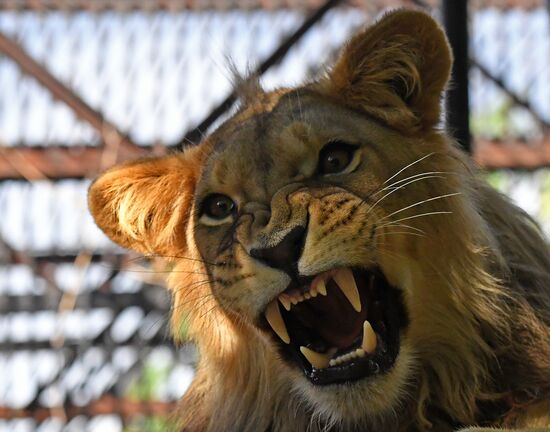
[89,9,550,432]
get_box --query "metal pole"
[442,0,471,153]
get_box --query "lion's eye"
[200,194,236,225]
[317,141,358,175]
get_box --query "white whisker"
[377,223,426,234]
[378,192,462,223]
[378,211,453,228]
[365,175,446,217]
[375,171,451,196]
[382,152,435,186]
[374,231,425,238]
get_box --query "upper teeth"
[277,268,360,312]
[278,281,326,312]
[264,300,290,344]
[332,268,361,312]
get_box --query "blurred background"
[0,0,548,431]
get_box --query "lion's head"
[88,9,550,432]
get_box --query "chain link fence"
[0,1,549,430]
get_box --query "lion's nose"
[250,226,306,275]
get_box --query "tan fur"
[88,9,550,432]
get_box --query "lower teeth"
[328,348,366,367]
[300,345,369,369]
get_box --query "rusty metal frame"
[0,395,177,421]
[0,30,155,180]
[0,145,148,180]
[0,32,134,146]
[3,137,549,181]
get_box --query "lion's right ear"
[88,149,202,256]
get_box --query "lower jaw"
[302,343,398,385]
[284,323,401,386]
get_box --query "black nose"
[250,226,306,275]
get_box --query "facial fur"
[88,9,550,432]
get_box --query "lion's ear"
[319,9,452,133]
[88,149,201,256]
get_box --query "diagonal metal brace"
[0,31,137,151]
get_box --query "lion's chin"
[259,267,408,386]
[291,343,415,425]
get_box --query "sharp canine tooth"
[333,268,362,312]
[300,346,330,369]
[278,295,291,311]
[265,301,290,344]
[362,321,377,353]
[317,279,327,296]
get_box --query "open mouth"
[261,268,407,385]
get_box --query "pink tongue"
[290,280,368,348]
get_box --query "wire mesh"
[0,1,549,430]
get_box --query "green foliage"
[484,170,508,192]
[538,171,550,224]
[128,361,170,401]
[125,415,178,432]
[124,359,177,431]
[471,101,512,139]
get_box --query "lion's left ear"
[318,9,452,133]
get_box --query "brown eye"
[201,194,236,220]
[318,141,357,175]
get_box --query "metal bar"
[442,0,471,153]
[411,0,548,133]
[3,136,550,180]
[0,291,169,314]
[0,396,178,421]
[13,252,128,264]
[0,0,316,11]
[0,335,172,351]
[0,31,136,150]
[474,135,550,170]
[177,0,344,147]
[0,145,148,180]
[1,0,546,11]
